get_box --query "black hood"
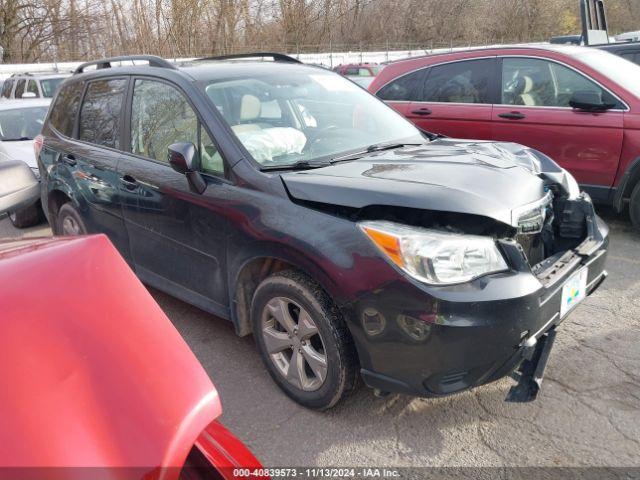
[281,138,573,227]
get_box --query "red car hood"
[0,235,222,469]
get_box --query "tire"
[251,270,358,410]
[630,182,640,232]
[8,203,40,229]
[56,203,87,236]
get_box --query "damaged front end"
[281,141,608,401]
[504,189,608,401]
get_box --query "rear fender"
[43,177,81,222]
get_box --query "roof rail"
[198,52,301,64]
[74,55,176,74]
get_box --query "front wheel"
[630,182,640,232]
[251,271,358,410]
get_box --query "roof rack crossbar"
[74,55,176,74]
[198,52,301,63]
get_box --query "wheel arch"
[613,156,640,211]
[47,189,73,218]
[228,244,344,337]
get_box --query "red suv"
[369,45,640,229]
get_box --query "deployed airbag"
[235,127,307,162]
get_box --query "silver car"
[1,73,70,100]
[0,99,50,227]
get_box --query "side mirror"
[569,90,615,112]
[168,142,206,194]
[21,92,37,99]
[0,160,39,215]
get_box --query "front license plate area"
[560,267,588,318]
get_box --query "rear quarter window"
[49,82,85,137]
[1,79,13,98]
[376,69,425,101]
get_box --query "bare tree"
[0,0,638,63]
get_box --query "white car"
[0,99,50,227]
[1,73,70,100]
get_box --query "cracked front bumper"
[346,214,609,399]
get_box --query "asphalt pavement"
[1,208,638,468]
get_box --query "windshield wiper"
[330,142,421,164]
[260,160,331,172]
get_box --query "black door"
[118,77,230,316]
[70,77,132,261]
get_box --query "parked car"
[1,72,70,100]
[38,53,608,409]
[0,98,50,227]
[550,35,640,65]
[595,41,640,65]
[348,76,375,89]
[0,160,265,479]
[334,63,381,77]
[369,45,640,229]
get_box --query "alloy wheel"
[62,215,81,235]
[261,296,328,391]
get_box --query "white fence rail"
[0,45,523,79]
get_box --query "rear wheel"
[630,182,640,232]
[8,203,40,229]
[56,203,87,236]
[251,270,358,410]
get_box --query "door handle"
[60,154,76,166]
[120,175,138,190]
[411,108,432,116]
[498,112,526,120]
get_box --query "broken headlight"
[359,221,509,285]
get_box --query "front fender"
[223,191,404,338]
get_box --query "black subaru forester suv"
[38,53,609,409]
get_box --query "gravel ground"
[1,208,638,468]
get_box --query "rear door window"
[78,78,127,149]
[421,59,493,104]
[26,80,40,97]
[49,82,85,137]
[14,79,26,98]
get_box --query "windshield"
[0,106,48,141]
[202,69,424,167]
[572,48,640,99]
[40,77,66,98]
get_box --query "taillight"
[33,134,43,159]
